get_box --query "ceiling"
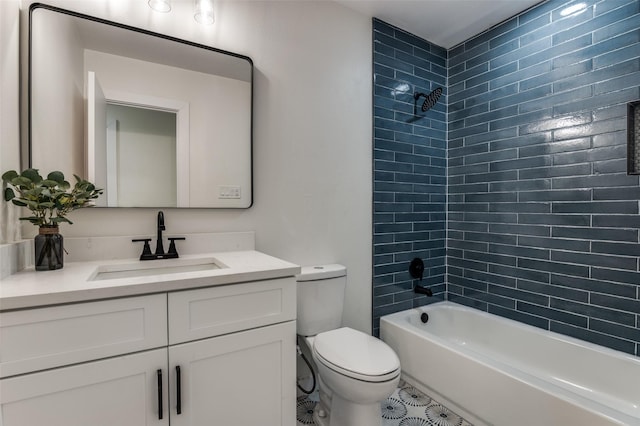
[333,0,544,49]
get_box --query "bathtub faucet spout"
[414,284,433,297]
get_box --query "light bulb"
[148,0,171,13]
[194,0,214,25]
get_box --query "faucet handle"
[132,238,154,260]
[168,237,186,257]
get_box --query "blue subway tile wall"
[372,0,640,354]
[447,0,640,356]
[372,19,447,335]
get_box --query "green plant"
[2,168,103,226]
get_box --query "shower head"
[414,87,443,112]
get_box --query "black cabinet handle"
[157,369,163,420]
[176,365,182,415]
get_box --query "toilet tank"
[296,264,347,336]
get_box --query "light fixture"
[194,0,215,25]
[148,0,171,13]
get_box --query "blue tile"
[590,319,640,344]
[519,213,590,226]
[521,60,592,92]
[516,13,554,46]
[373,31,414,54]
[518,235,590,252]
[489,223,550,237]
[490,109,553,131]
[466,269,517,288]
[593,13,640,43]
[464,288,517,309]
[552,226,638,243]
[518,301,588,328]
[520,86,593,114]
[488,305,549,330]
[518,280,586,302]
[491,37,552,69]
[449,83,490,104]
[551,250,638,271]
[554,87,639,116]
[473,14,520,48]
[551,322,635,355]
[373,19,448,326]
[449,41,489,68]
[372,3,640,354]
[591,268,640,286]
[592,214,640,228]
[492,61,552,91]
[465,106,519,127]
[552,201,639,214]
[465,170,518,183]
[591,293,640,315]
[551,297,636,326]
[555,58,637,93]
[553,173,639,190]
[520,34,593,70]
[594,0,637,17]
[449,62,489,86]
[594,69,640,95]
[518,258,589,277]
[557,271,638,300]
[448,294,488,311]
[579,32,640,69]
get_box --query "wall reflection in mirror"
[29,4,253,208]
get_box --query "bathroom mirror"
[28,4,253,208]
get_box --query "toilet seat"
[312,327,400,383]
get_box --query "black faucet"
[132,211,185,260]
[156,211,166,256]
[409,257,433,297]
[414,284,433,297]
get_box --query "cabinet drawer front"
[0,294,167,378]
[168,278,295,344]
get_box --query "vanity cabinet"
[0,277,296,426]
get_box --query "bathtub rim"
[383,301,639,365]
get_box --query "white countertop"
[0,250,300,310]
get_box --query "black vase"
[35,226,64,271]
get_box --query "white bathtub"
[380,301,640,426]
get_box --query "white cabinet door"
[168,321,296,426]
[0,348,169,426]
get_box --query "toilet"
[296,264,401,426]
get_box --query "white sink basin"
[89,257,223,281]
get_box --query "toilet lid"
[313,327,400,378]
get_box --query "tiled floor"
[296,380,473,426]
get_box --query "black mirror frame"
[27,3,254,208]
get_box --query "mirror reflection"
[29,4,253,208]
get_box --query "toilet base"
[313,384,384,426]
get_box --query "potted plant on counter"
[2,168,102,271]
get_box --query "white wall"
[8,0,373,333]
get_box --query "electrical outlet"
[219,185,241,199]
